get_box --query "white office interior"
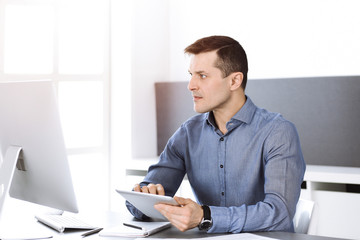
[0,0,359,239]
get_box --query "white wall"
[127,1,360,238]
[131,0,170,158]
[131,0,360,158]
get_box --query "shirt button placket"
[219,136,226,204]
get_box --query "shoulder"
[180,113,208,130]
[250,106,300,146]
[167,113,206,143]
[253,107,295,130]
[253,108,300,148]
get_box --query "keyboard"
[35,214,95,233]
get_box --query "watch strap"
[198,205,212,231]
[202,205,211,221]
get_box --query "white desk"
[0,210,349,240]
[125,160,360,239]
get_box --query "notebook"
[99,221,171,237]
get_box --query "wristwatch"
[198,205,213,231]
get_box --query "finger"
[147,183,157,194]
[141,186,150,193]
[164,197,203,231]
[154,204,182,230]
[174,196,191,205]
[155,184,165,195]
[155,203,184,219]
[133,184,141,192]
[154,204,178,222]
[154,204,192,232]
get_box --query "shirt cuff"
[207,205,246,233]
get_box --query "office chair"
[293,199,315,234]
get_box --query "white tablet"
[116,189,179,221]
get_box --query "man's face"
[187,51,232,113]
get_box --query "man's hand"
[154,196,203,232]
[133,183,165,195]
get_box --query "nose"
[187,76,198,92]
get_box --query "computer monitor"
[0,80,78,221]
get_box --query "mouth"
[192,95,202,101]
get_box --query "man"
[126,36,305,233]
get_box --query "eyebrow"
[188,70,207,75]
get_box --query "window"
[0,0,110,212]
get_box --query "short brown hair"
[184,36,248,89]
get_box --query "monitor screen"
[0,80,78,219]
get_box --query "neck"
[213,93,246,134]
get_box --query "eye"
[200,74,206,79]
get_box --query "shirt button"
[221,192,225,196]
[220,164,224,168]
[220,137,224,141]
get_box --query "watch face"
[199,219,212,230]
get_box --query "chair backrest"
[293,199,315,234]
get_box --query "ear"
[230,72,243,91]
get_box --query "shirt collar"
[206,95,257,126]
[231,95,257,124]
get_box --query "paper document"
[99,221,171,237]
[0,234,53,240]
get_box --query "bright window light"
[4,4,54,74]
[58,0,105,74]
[68,153,108,212]
[58,81,104,149]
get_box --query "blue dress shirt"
[127,96,305,233]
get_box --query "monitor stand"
[0,146,54,239]
[0,146,23,222]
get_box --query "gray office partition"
[155,76,360,167]
[155,82,195,156]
